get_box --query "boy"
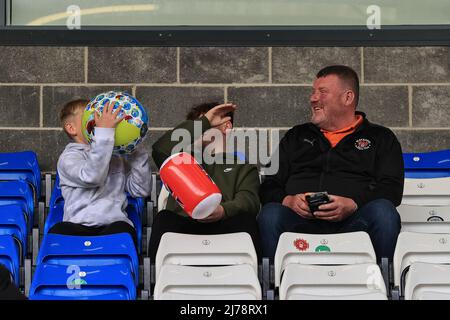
[49,99,151,245]
[149,102,262,260]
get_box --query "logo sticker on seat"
[427,216,444,222]
[315,245,331,252]
[71,278,87,286]
[294,238,309,251]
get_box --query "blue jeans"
[257,199,401,262]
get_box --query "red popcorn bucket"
[159,152,222,219]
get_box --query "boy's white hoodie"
[57,127,151,227]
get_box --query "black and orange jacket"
[260,112,404,208]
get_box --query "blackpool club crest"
[355,138,371,150]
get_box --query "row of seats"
[152,226,450,300]
[1,149,450,300]
[395,150,450,299]
[0,151,40,290]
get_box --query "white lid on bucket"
[191,193,222,220]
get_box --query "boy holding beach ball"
[49,91,151,245]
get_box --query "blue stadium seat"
[134,197,145,211]
[50,175,143,229]
[0,235,20,285]
[48,174,63,208]
[43,202,64,235]
[127,194,145,220]
[46,176,143,251]
[29,264,136,300]
[0,180,34,229]
[53,174,145,217]
[0,151,41,202]
[126,204,142,253]
[43,201,141,252]
[45,172,143,252]
[0,204,27,258]
[37,233,139,285]
[404,149,450,178]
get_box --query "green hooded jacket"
[152,116,261,219]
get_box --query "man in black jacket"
[258,65,404,262]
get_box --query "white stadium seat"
[397,204,450,233]
[279,263,387,300]
[398,177,450,233]
[401,177,450,206]
[154,264,261,300]
[393,231,450,298]
[274,232,386,300]
[154,232,259,300]
[274,231,377,288]
[155,232,258,279]
[404,262,450,300]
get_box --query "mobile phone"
[306,192,331,215]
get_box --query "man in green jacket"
[149,102,262,261]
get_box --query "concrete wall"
[1,46,449,172]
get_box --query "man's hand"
[313,195,358,222]
[204,103,236,127]
[282,194,314,219]
[197,205,225,223]
[95,100,125,128]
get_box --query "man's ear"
[344,90,355,106]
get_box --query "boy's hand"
[94,100,125,128]
[204,103,236,127]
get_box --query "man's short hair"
[316,65,360,107]
[186,102,234,125]
[59,99,89,138]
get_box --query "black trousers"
[0,264,26,300]
[48,221,138,250]
[148,210,262,261]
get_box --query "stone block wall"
[0,46,449,172]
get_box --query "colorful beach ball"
[82,91,149,155]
